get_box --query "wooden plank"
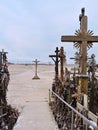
[77,102,98,124]
[61,36,98,42]
[49,55,57,57]
[61,36,83,42]
[88,111,98,123]
[86,36,98,42]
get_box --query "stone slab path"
[7,65,58,130]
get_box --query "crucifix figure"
[49,47,60,80]
[61,8,98,103]
[32,59,40,79]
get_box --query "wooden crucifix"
[49,47,60,80]
[61,8,98,103]
[32,59,40,79]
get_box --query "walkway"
[7,65,58,130]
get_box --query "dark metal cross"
[32,59,40,79]
[49,47,60,80]
[61,8,98,103]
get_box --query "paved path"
[7,65,58,130]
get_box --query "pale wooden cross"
[32,59,40,79]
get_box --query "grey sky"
[0,0,98,63]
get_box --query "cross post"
[0,49,8,65]
[59,47,66,82]
[32,59,40,79]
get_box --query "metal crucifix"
[49,47,60,80]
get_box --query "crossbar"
[61,36,98,42]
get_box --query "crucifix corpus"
[32,59,40,79]
[61,8,98,104]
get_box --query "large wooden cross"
[59,47,66,82]
[61,8,98,103]
[61,8,98,75]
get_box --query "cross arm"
[61,35,98,42]
[49,55,60,57]
[61,36,82,42]
[49,55,56,57]
[86,36,98,42]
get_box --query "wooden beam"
[61,36,98,42]
[49,55,58,57]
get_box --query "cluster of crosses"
[49,8,98,129]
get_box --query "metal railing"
[0,113,7,118]
[49,89,98,130]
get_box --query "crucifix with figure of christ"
[49,47,60,80]
[61,8,98,104]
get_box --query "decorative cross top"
[61,8,98,74]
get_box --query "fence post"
[71,110,74,130]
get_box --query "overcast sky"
[0,0,98,64]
